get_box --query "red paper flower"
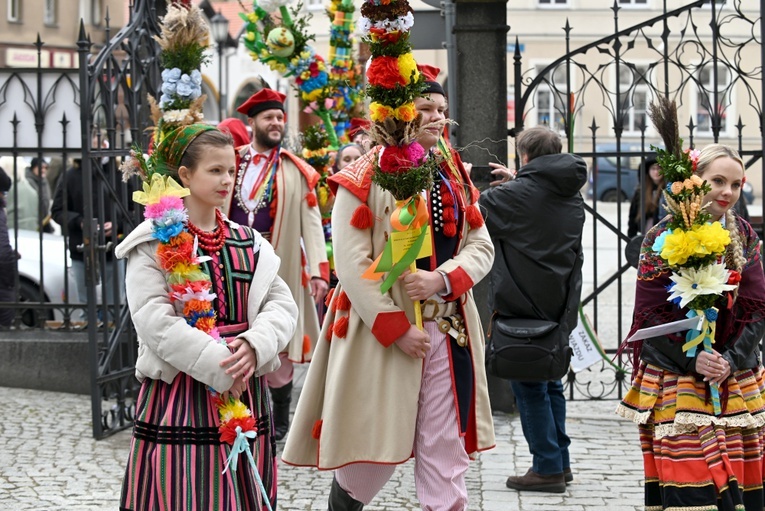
[379,145,413,174]
[219,416,257,445]
[367,56,405,89]
[727,270,742,285]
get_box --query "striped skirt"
[119,373,276,511]
[616,362,765,510]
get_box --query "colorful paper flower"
[667,263,738,309]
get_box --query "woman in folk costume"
[116,124,297,511]
[223,88,330,440]
[282,64,495,510]
[616,143,765,510]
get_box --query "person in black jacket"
[0,166,15,326]
[480,126,587,494]
[51,157,125,321]
[627,156,663,238]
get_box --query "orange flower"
[195,316,216,333]
[184,299,211,317]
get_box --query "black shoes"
[270,381,292,441]
[328,477,364,511]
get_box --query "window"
[694,66,732,136]
[8,0,21,22]
[618,64,652,135]
[44,0,56,25]
[618,0,648,5]
[90,0,102,25]
[538,0,568,6]
[533,64,568,133]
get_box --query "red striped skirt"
[617,362,765,510]
[119,369,276,510]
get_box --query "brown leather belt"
[420,299,457,321]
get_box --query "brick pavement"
[0,382,643,510]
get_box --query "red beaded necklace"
[186,209,227,252]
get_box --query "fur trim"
[336,291,351,312]
[333,316,349,338]
[324,287,335,307]
[302,334,311,355]
[466,204,484,229]
[305,191,318,207]
[311,419,323,439]
[350,203,374,229]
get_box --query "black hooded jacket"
[480,153,587,327]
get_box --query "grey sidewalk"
[0,384,643,510]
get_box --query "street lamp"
[210,10,229,120]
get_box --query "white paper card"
[568,315,603,373]
[625,316,704,344]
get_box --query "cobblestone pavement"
[0,381,643,511]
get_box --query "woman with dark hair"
[627,156,663,237]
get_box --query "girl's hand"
[696,350,730,383]
[221,337,258,381]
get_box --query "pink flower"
[405,142,426,166]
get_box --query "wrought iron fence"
[510,0,764,399]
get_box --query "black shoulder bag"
[485,249,583,382]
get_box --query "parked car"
[586,144,645,202]
[8,228,80,327]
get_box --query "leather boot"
[328,477,363,511]
[506,468,566,493]
[270,381,292,441]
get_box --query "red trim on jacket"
[371,310,410,347]
[328,148,379,202]
[441,267,474,301]
[318,261,330,283]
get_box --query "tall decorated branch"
[326,0,362,142]
[241,0,340,148]
[358,0,442,329]
[119,3,273,501]
[648,97,738,415]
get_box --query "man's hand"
[489,162,516,187]
[103,221,113,237]
[399,269,446,301]
[394,325,431,359]
[310,277,329,306]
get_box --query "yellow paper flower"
[661,230,700,266]
[683,179,694,190]
[397,53,419,85]
[218,398,251,423]
[132,173,189,206]
[691,222,731,254]
[394,102,417,122]
[370,102,394,122]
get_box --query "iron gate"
[510,0,765,399]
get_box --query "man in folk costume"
[282,64,495,510]
[224,88,329,440]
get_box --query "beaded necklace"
[187,208,227,252]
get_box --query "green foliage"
[303,125,330,150]
[160,43,209,73]
[367,33,412,58]
[367,77,427,109]
[372,157,438,201]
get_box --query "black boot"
[270,381,292,441]
[328,477,363,511]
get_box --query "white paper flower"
[163,109,191,123]
[667,263,738,309]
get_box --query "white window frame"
[618,0,649,8]
[537,0,569,8]
[530,62,570,135]
[692,65,734,138]
[8,0,21,22]
[44,0,56,25]
[615,63,653,137]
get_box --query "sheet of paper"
[626,316,704,344]
[391,225,432,261]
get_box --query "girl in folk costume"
[116,125,297,511]
[282,64,495,510]
[617,143,765,510]
[225,88,329,441]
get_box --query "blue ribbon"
[685,310,701,357]
[222,426,274,511]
